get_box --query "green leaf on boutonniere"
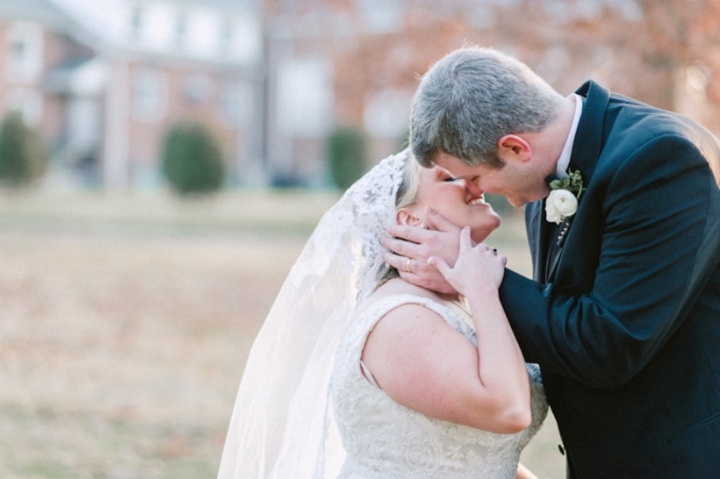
[549,169,585,200]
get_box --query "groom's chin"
[507,198,527,208]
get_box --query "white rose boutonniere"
[545,169,585,224]
[546,190,577,224]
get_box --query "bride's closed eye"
[434,167,456,182]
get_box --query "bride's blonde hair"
[395,152,422,209]
[378,152,423,286]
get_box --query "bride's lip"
[468,195,487,206]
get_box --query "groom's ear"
[396,208,423,227]
[498,134,532,163]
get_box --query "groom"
[383,47,720,478]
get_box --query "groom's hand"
[381,208,462,295]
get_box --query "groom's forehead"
[433,152,466,168]
[434,155,486,177]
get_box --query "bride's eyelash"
[443,177,457,182]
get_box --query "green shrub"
[161,122,226,195]
[0,111,48,185]
[327,126,368,191]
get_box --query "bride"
[217,150,547,478]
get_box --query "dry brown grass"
[0,191,565,478]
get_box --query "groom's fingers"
[382,251,413,272]
[386,224,431,245]
[426,207,462,233]
[398,256,457,295]
[381,235,425,259]
[382,250,442,275]
[383,251,423,283]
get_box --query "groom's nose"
[464,179,484,197]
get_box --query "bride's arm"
[362,230,531,434]
[438,228,532,432]
[516,463,539,479]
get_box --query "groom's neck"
[525,95,579,176]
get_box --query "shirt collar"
[555,93,583,179]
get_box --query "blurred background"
[0,0,719,477]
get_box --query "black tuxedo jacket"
[499,81,720,478]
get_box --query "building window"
[132,70,166,122]
[363,89,414,138]
[277,58,332,137]
[175,11,188,50]
[183,74,213,104]
[358,0,402,33]
[219,19,233,58]
[11,40,26,61]
[5,22,44,83]
[184,8,220,58]
[131,6,143,42]
[220,81,251,128]
[220,15,261,64]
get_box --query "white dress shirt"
[555,93,584,179]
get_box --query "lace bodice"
[330,294,548,479]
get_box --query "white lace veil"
[217,150,409,478]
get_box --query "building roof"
[0,0,72,25]
[0,0,103,48]
[131,0,258,10]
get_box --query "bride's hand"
[428,226,506,298]
[382,208,462,295]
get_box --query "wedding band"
[406,258,413,274]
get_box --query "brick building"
[97,0,262,189]
[2,0,718,189]
[0,0,97,185]
[1,0,261,189]
[261,0,720,187]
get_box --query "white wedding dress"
[331,294,548,479]
[216,152,546,479]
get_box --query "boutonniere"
[545,169,585,224]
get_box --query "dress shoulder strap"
[344,294,476,361]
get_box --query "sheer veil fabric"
[217,151,409,478]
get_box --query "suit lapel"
[570,81,610,184]
[526,200,556,283]
[534,82,610,283]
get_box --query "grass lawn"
[0,190,565,478]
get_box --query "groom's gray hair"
[410,46,563,169]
